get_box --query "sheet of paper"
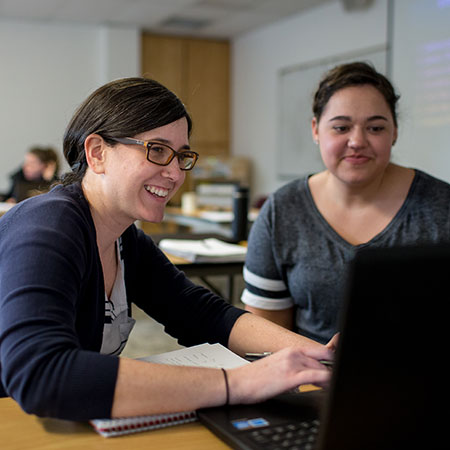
[138,343,248,369]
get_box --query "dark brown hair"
[312,62,400,127]
[61,77,192,185]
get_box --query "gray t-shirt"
[242,170,450,344]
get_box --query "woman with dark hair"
[242,62,450,344]
[0,78,332,421]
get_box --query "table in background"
[0,397,229,450]
[154,233,246,303]
[168,253,244,303]
[162,207,259,238]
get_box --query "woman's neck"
[81,174,129,255]
[314,164,413,209]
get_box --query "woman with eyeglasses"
[242,62,450,345]
[0,78,333,421]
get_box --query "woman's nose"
[161,157,184,181]
[348,127,367,148]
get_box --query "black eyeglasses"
[111,137,199,171]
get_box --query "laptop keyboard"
[246,419,320,450]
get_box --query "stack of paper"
[159,238,247,262]
[198,210,259,223]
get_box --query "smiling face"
[99,117,189,226]
[312,85,398,188]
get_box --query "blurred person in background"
[0,146,60,203]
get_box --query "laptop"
[198,244,450,449]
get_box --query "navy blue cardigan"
[0,183,245,420]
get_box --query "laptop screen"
[317,243,449,450]
[199,244,450,450]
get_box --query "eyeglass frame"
[110,137,199,171]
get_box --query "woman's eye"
[369,126,385,133]
[333,126,348,133]
[149,146,166,154]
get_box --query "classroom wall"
[0,19,139,192]
[231,0,389,199]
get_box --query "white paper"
[159,238,247,262]
[138,342,249,369]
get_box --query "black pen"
[245,352,333,367]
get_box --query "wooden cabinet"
[141,34,230,205]
[141,34,185,99]
[184,38,230,158]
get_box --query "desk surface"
[1,387,318,449]
[0,397,229,450]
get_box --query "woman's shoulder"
[0,184,97,267]
[0,183,92,235]
[406,168,450,213]
[407,168,450,203]
[271,176,310,202]
[413,168,450,189]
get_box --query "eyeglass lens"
[147,143,196,170]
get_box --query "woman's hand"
[227,346,333,405]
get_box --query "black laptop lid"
[317,244,450,450]
[198,244,450,450]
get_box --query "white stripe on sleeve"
[241,289,294,310]
[243,266,287,292]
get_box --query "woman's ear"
[311,117,319,145]
[84,134,108,174]
[392,127,398,146]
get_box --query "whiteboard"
[277,46,387,180]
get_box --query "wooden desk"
[0,397,230,450]
[1,387,319,449]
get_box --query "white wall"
[0,19,139,192]
[231,0,389,199]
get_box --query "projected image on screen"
[391,0,450,182]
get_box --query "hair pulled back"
[61,77,192,185]
[312,61,400,127]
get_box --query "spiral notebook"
[90,343,248,437]
[90,410,197,437]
